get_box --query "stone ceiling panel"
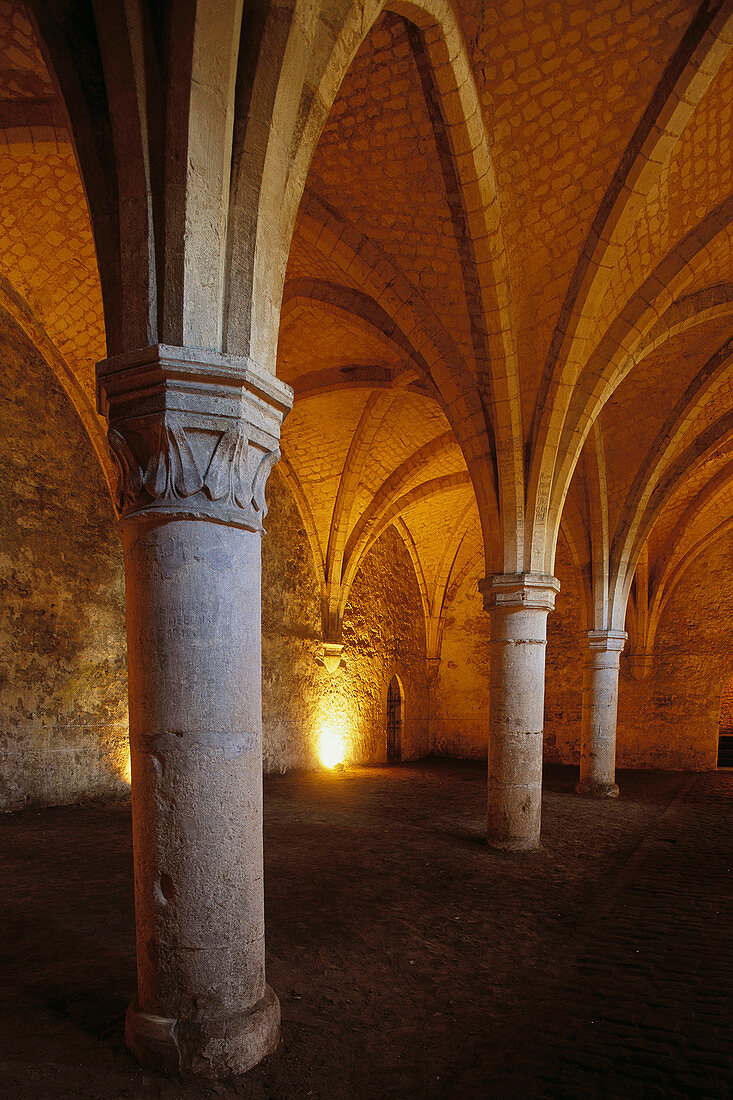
[305,12,476,379]
[277,298,406,387]
[0,148,104,402]
[466,0,696,411]
[596,49,733,344]
[281,390,371,552]
[0,1,53,98]
[601,315,733,538]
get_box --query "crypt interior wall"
[616,529,733,772]
[1,314,728,809]
[429,530,731,773]
[0,315,128,811]
[0,390,430,809]
[543,539,584,766]
[429,569,490,758]
[264,470,429,770]
[429,538,585,763]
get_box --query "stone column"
[479,573,560,851]
[576,629,627,798]
[97,345,292,1078]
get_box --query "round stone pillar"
[479,573,560,851]
[576,629,627,798]
[97,345,292,1077]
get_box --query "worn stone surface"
[2,763,731,1098]
[480,573,560,850]
[0,314,128,812]
[263,470,429,770]
[617,528,733,771]
[576,630,626,798]
[544,542,584,765]
[429,566,491,757]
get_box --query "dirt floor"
[0,759,731,1099]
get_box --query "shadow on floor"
[0,761,730,1099]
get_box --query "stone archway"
[387,675,404,762]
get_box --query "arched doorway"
[387,676,403,763]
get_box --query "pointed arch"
[526,4,733,573]
[0,274,113,492]
[546,202,733,570]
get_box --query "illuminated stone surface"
[1,0,733,1082]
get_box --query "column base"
[575,780,619,799]
[125,985,280,1078]
[487,835,541,852]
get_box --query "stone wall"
[616,529,733,771]
[1,363,430,812]
[429,539,585,762]
[543,539,584,765]
[429,569,490,757]
[0,317,129,811]
[719,672,733,733]
[3,300,728,810]
[263,470,429,769]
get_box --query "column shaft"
[97,345,292,1077]
[480,574,560,851]
[576,629,626,798]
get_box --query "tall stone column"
[97,345,292,1078]
[479,573,560,851]
[576,629,627,798]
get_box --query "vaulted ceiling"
[1,0,732,654]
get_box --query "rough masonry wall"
[430,571,490,757]
[261,470,323,772]
[340,526,429,763]
[617,530,733,771]
[544,540,584,765]
[261,471,430,770]
[719,673,733,733]
[0,316,128,811]
[430,540,584,761]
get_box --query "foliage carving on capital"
[97,345,292,530]
[251,447,281,519]
[203,423,249,509]
[144,415,203,502]
[107,427,142,512]
[106,415,281,531]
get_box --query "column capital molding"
[478,572,560,613]
[627,651,654,680]
[426,656,441,680]
[584,629,628,654]
[321,642,344,675]
[96,345,293,531]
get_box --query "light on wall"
[318,723,347,768]
[315,692,353,768]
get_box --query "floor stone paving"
[0,761,730,1098]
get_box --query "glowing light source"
[318,724,346,768]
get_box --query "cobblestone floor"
[0,761,730,1098]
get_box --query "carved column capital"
[584,629,627,662]
[97,345,293,531]
[479,572,561,614]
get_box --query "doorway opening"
[386,676,403,762]
[717,675,733,768]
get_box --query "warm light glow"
[319,724,346,768]
[315,693,355,768]
[121,748,132,786]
